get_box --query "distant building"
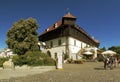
[39,13,100,60]
[0,48,13,57]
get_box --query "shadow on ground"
[94,67,105,70]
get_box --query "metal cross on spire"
[67,8,70,14]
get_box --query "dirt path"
[1,62,120,82]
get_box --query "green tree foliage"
[108,46,120,58]
[6,18,39,55]
[0,57,9,67]
[100,47,106,51]
[108,46,120,56]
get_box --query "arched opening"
[47,50,51,57]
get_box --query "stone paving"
[0,62,120,82]
[0,66,55,80]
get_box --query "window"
[74,40,76,46]
[58,39,61,46]
[81,43,83,48]
[50,41,53,48]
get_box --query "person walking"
[114,57,118,67]
[104,57,109,69]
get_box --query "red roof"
[40,20,62,35]
[40,13,76,36]
[39,13,99,44]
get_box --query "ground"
[0,62,120,82]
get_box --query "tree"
[108,46,120,57]
[108,46,120,54]
[6,17,39,55]
[100,47,106,51]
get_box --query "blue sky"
[0,0,120,50]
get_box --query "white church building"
[39,13,100,60]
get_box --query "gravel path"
[1,62,120,82]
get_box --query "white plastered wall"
[45,37,66,58]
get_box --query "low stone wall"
[15,65,56,70]
[0,65,56,70]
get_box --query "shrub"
[82,59,86,62]
[67,58,86,64]
[44,58,55,66]
[0,57,9,67]
[82,56,86,59]
[25,51,47,66]
[74,59,83,64]
[12,55,27,66]
[64,54,69,60]
[67,58,85,64]
[12,51,55,66]
[98,57,104,62]
[27,59,44,66]
[116,54,120,58]
[67,58,73,63]
[12,55,20,66]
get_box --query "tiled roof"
[40,13,76,36]
[40,20,62,36]
[39,13,99,44]
[63,12,76,18]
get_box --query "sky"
[0,0,120,50]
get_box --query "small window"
[58,39,61,46]
[74,40,76,46]
[81,43,83,48]
[50,41,53,48]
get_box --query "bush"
[12,55,19,66]
[74,59,84,64]
[25,51,46,66]
[98,57,104,62]
[82,59,86,62]
[12,55,27,66]
[44,58,55,66]
[116,54,120,58]
[67,58,73,63]
[74,60,81,64]
[64,54,69,60]
[0,57,9,67]
[67,58,86,64]
[27,59,44,66]
[12,51,55,66]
